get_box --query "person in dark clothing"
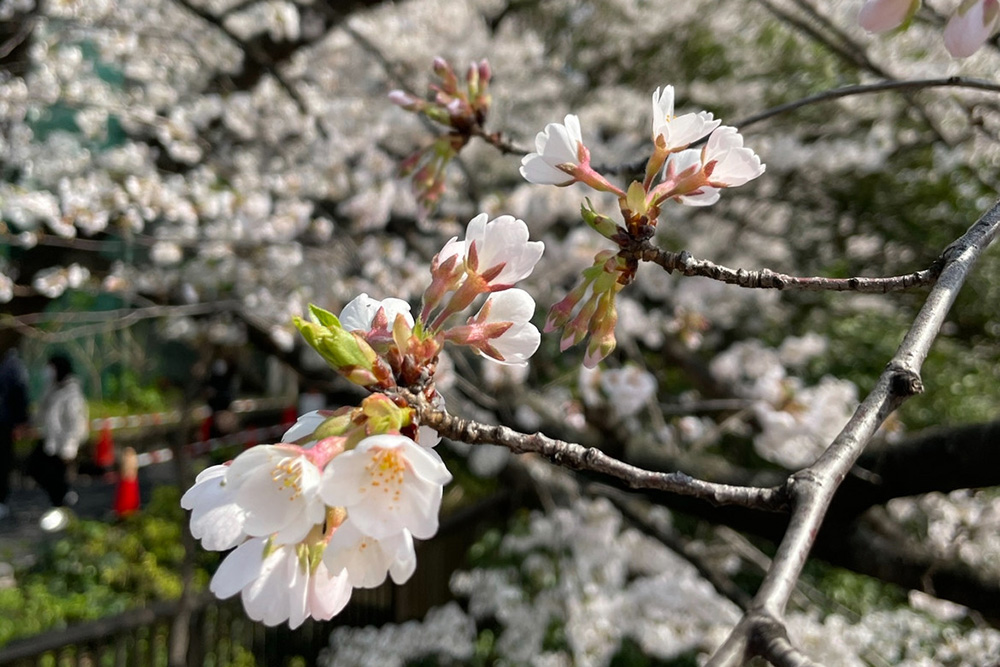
[0,347,29,520]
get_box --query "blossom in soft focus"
[180,464,247,551]
[324,520,417,588]
[599,366,658,418]
[467,288,541,366]
[857,0,919,32]
[438,214,544,289]
[209,537,351,629]
[944,0,999,57]
[225,445,326,545]
[339,293,414,332]
[520,114,584,185]
[650,85,720,151]
[320,433,452,540]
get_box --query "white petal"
[282,410,328,443]
[210,537,266,599]
[339,293,378,331]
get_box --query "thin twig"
[402,390,789,512]
[633,241,943,292]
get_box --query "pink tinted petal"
[858,0,916,32]
[308,564,351,620]
[944,0,998,57]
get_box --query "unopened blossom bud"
[466,61,480,95]
[944,0,999,57]
[583,292,619,368]
[432,56,458,93]
[581,199,620,239]
[857,0,920,32]
[388,89,424,111]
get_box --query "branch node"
[888,366,924,396]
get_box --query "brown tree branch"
[706,198,1000,665]
[402,389,789,512]
[632,240,943,292]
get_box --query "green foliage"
[0,486,216,647]
[803,560,907,618]
[610,637,699,667]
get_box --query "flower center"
[272,458,304,501]
[365,448,406,507]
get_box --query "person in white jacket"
[29,353,88,531]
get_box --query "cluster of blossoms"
[390,57,494,212]
[520,85,765,366]
[710,338,859,469]
[858,0,998,58]
[182,213,544,626]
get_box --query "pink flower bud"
[857,0,919,32]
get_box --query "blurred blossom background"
[1,0,1000,664]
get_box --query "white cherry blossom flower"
[438,214,544,289]
[225,444,326,545]
[519,114,583,185]
[339,293,414,332]
[472,288,541,366]
[944,0,999,58]
[210,537,351,628]
[320,433,452,540]
[702,126,766,188]
[650,85,719,151]
[323,520,417,588]
[180,464,247,551]
[857,0,919,32]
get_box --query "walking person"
[29,353,89,532]
[0,345,29,521]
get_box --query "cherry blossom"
[453,288,541,366]
[323,520,418,588]
[650,85,720,151]
[944,0,999,58]
[519,114,585,186]
[438,214,544,290]
[179,464,247,551]
[319,433,452,540]
[225,444,327,545]
[209,537,352,629]
[702,126,766,188]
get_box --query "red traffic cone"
[114,447,141,517]
[94,420,115,470]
